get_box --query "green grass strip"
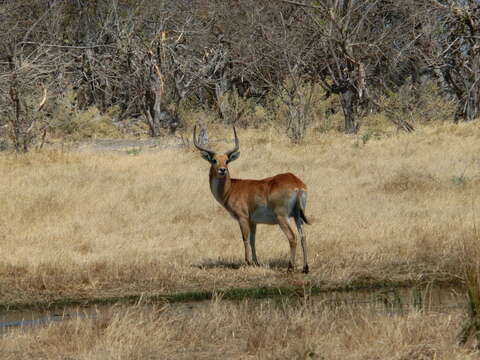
[0,278,460,312]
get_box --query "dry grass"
[1,122,480,306]
[0,298,476,359]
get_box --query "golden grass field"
[1,123,480,306]
[2,122,480,357]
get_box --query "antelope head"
[193,126,240,179]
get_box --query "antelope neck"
[209,167,232,204]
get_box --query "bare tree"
[2,0,465,148]
[59,0,185,136]
[276,0,420,133]
[252,5,318,142]
[419,0,480,122]
[0,0,64,151]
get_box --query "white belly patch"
[250,192,299,224]
[251,206,277,224]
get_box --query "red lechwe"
[193,126,310,273]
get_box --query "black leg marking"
[302,264,309,274]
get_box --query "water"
[0,307,98,334]
[309,286,466,314]
[0,286,467,334]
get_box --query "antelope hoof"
[302,264,309,274]
[287,262,295,273]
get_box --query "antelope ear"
[226,151,240,163]
[200,151,214,163]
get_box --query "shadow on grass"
[194,259,243,270]
[194,257,291,271]
[265,258,291,270]
[169,286,301,303]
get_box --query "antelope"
[193,126,310,273]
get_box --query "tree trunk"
[465,94,480,121]
[144,67,163,137]
[465,56,480,121]
[215,79,232,124]
[340,87,358,134]
[454,87,480,123]
[151,83,162,136]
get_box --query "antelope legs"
[276,215,298,272]
[239,216,307,273]
[295,217,309,274]
[238,219,254,265]
[239,220,260,266]
[249,223,259,266]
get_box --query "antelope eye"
[212,159,217,165]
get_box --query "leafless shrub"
[1,0,478,149]
[420,0,480,122]
[0,1,67,151]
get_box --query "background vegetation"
[0,0,478,149]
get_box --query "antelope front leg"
[238,218,254,265]
[249,223,259,266]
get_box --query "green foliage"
[361,129,383,144]
[451,175,467,187]
[125,147,142,156]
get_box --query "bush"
[376,80,455,125]
[49,91,123,141]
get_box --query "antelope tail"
[296,190,310,225]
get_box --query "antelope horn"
[225,126,239,157]
[193,125,215,155]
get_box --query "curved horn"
[225,126,239,157]
[193,125,215,156]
